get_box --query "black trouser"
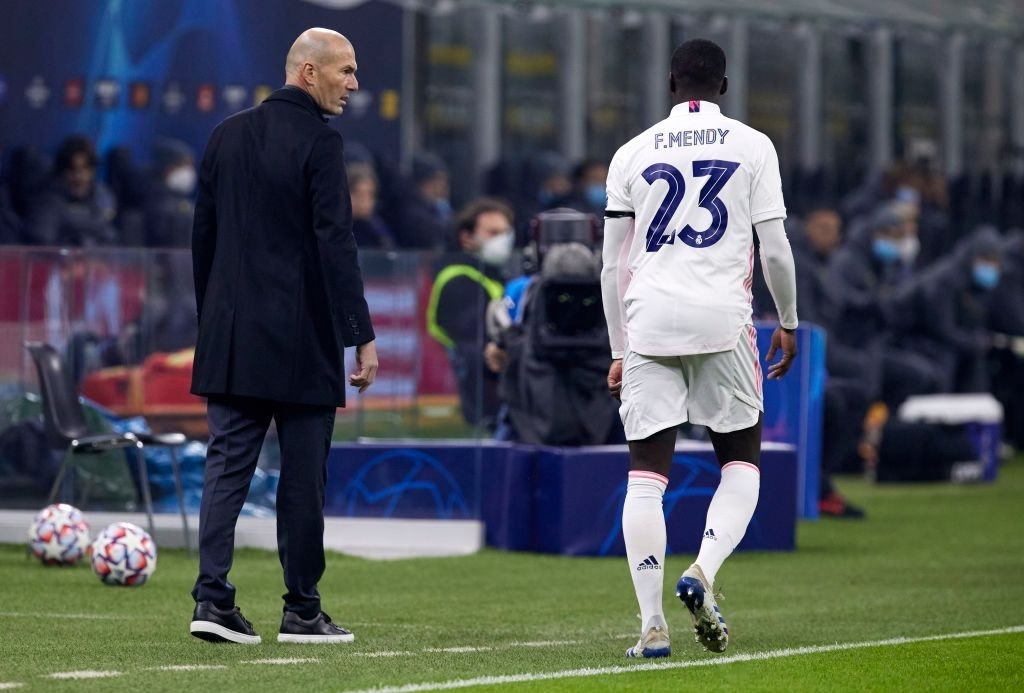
[191,395,336,618]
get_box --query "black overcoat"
[191,87,374,407]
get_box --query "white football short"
[618,325,763,441]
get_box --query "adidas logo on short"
[703,528,717,541]
[636,555,662,571]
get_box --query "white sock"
[622,470,668,633]
[695,461,760,586]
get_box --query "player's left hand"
[766,326,798,380]
[350,340,379,392]
[607,358,623,400]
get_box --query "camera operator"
[486,208,625,445]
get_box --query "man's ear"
[302,61,316,85]
[720,75,728,96]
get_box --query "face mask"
[894,186,920,205]
[899,236,920,263]
[479,232,513,266]
[584,184,606,209]
[972,263,1000,290]
[166,166,197,195]
[434,198,452,219]
[872,238,901,263]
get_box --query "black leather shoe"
[278,611,355,643]
[190,601,261,644]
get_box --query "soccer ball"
[90,522,158,586]
[27,503,91,566]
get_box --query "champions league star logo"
[222,85,247,112]
[94,79,120,109]
[162,82,186,114]
[25,76,49,109]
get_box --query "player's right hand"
[607,358,623,400]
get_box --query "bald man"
[189,28,378,645]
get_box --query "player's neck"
[672,92,719,107]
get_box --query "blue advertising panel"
[324,441,538,551]
[325,440,797,556]
[757,322,825,518]
[531,443,796,556]
[0,0,403,165]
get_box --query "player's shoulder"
[719,114,777,152]
[611,119,668,162]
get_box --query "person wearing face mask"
[563,159,610,219]
[143,137,198,248]
[426,197,515,431]
[888,226,1006,394]
[830,204,944,409]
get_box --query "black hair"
[54,134,99,174]
[670,38,727,91]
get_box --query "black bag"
[874,421,978,482]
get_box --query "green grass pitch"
[2,456,1022,692]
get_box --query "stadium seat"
[25,342,191,555]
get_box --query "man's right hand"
[607,358,623,400]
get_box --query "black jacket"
[191,86,374,406]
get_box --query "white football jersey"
[605,100,786,356]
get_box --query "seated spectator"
[754,207,868,516]
[426,198,515,431]
[143,138,197,248]
[28,135,118,246]
[890,226,1007,394]
[562,159,609,219]
[513,152,573,244]
[395,152,451,250]
[987,230,1024,450]
[347,161,395,250]
[830,204,945,407]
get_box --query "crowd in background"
[2,133,1023,508]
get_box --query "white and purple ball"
[90,522,158,586]
[27,503,91,566]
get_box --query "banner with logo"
[324,440,798,556]
[0,0,403,165]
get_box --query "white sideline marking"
[357,651,417,658]
[511,640,576,648]
[150,665,229,671]
[239,658,320,665]
[423,646,492,654]
[0,683,24,690]
[0,611,126,620]
[337,625,1024,693]
[46,671,121,680]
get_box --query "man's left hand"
[350,340,379,392]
